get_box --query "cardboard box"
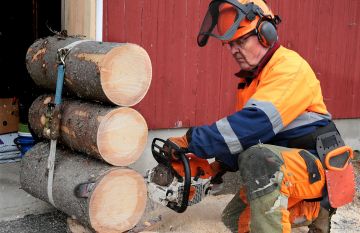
[0,98,19,134]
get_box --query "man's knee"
[239,144,284,200]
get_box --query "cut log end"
[89,169,147,233]
[100,43,152,106]
[97,107,148,166]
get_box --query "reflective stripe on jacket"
[188,46,331,170]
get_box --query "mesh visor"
[197,1,248,47]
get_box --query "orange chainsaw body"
[171,153,214,179]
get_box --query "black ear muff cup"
[258,20,278,47]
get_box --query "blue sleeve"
[188,107,277,170]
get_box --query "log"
[67,218,94,233]
[25,36,152,106]
[29,94,148,166]
[20,142,147,233]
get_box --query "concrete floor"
[0,161,54,222]
[0,210,67,233]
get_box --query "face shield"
[197,0,261,47]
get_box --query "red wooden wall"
[271,0,360,120]
[103,0,360,129]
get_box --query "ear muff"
[256,17,278,48]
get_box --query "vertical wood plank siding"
[103,0,360,129]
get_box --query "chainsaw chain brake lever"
[151,138,191,213]
[151,138,187,163]
[151,138,172,165]
[151,138,186,182]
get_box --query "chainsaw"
[146,138,218,213]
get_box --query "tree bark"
[20,142,147,233]
[25,36,152,106]
[29,95,148,166]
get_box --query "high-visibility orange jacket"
[188,45,331,169]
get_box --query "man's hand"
[210,161,226,184]
[165,135,189,161]
[209,159,237,193]
[210,161,223,176]
[209,161,226,194]
[168,135,189,148]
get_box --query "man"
[167,0,354,232]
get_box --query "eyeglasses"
[227,30,257,49]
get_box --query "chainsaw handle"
[167,152,191,213]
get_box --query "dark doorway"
[0,0,61,124]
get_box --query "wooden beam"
[64,0,97,39]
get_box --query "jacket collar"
[235,42,280,81]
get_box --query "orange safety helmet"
[197,0,281,47]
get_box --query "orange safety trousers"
[237,194,322,233]
[222,144,325,233]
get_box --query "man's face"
[228,33,268,71]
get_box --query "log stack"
[21,35,153,232]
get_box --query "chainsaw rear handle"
[151,138,191,213]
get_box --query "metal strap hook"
[57,48,70,66]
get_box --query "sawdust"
[143,195,233,233]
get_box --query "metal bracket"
[57,48,70,66]
[74,182,96,198]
